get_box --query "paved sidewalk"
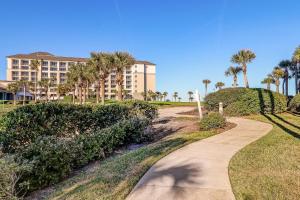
[127,117,273,200]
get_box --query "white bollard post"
[219,102,223,115]
[195,90,203,120]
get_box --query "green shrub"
[0,102,157,153]
[16,117,150,193]
[199,112,226,130]
[204,88,287,116]
[288,94,300,113]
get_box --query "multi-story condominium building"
[6,52,156,100]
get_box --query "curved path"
[127,117,272,200]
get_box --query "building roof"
[7,52,156,65]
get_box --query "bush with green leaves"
[204,88,287,116]
[0,102,157,153]
[15,117,150,193]
[288,94,300,113]
[199,112,226,130]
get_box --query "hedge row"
[204,88,287,116]
[288,94,300,113]
[0,101,157,153]
[0,101,157,195]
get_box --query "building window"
[59,67,66,71]
[21,60,29,65]
[50,61,57,67]
[12,71,19,76]
[42,61,48,66]
[21,66,29,70]
[68,62,74,66]
[12,65,19,69]
[31,77,36,81]
[21,72,29,76]
[60,78,66,83]
[12,77,19,81]
[59,62,66,67]
[12,59,19,65]
[42,72,48,77]
[20,77,29,81]
[50,67,57,71]
[50,73,57,77]
[42,67,48,71]
[60,73,66,77]
[31,72,36,76]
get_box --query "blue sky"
[1,0,300,100]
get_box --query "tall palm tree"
[261,75,275,90]
[66,71,78,103]
[278,60,292,96]
[187,91,193,102]
[225,66,242,87]
[272,67,285,93]
[231,49,256,88]
[7,82,19,105]
[114,52,135,101]
[155,91,162,101]
[39,78,53,102]
[30,59,40,102]
[89,52,113,104]
[68,63,86,104]
[178,97,182,102]
[173,92,178,102]
[162,92,168,101]
[18,80,30,105]
[215,82,225,90]
[292,46,300,94]
[202,79,211,96]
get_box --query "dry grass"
[229,113,300,200]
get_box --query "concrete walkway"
[127,117,273,200]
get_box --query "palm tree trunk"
[233,76,238,87]
[285,69,289,96]
[79,86,83,105]
[86,82,89,100]
[23,85,26,105]
[83,86,86,104]
[13,93,16,105]
[205,84,208,96]
[72,89,75,103]
[276,80,280,93]
[267,83,271,90]
[117,83,122,101]
[96,81,100,104]
[243,64,249,88]
[100,79,105,105]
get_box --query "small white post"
[195,90,203,120]
[219,102,223,115]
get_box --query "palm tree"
[215,82,225,90]
[114,52,135,101]
[178,97,182,102]
[147,90,156,101]
[278,60,292,96]
[39,78,53,102]
[202,79,211,96]
[225,66,242,87]
[30,59,40,102]
[66,71,78,103]
[292,46,300,94]
[261,75,275,90]
[89,52,113,104]
[7,82,19,105]
[18,80,30,105]
[272,67,285,93]
[155,91,162,101]
[187,91,193,102]
[162,92,168,101]
[231,49,256,88]
[56,83,71,101]
[68,63,86,104]
[173,92,178,102]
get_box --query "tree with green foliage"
[225,66,242,87]
[292,46,300,94]
[56,83,71,101]
[272,67,285,93]
[187,91,193,102]
[38,78,53,102]
[261,75,275,90]
[162,91,168,101]
[89,52,113,104]
[30,59,41,102]
[114,52,135,101]
[215,82,225,90]
[7,82,19,105]
[278,60,292,96]
[202,79,211,96]
[173,92,178,102]
[231,49,256,88]
[17,80,31,105]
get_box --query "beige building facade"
[5,52,156,100]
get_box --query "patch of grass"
[44,128,219,200]
[229,113,300,200]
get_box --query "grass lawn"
[42,126,219,200]
[229,113,300,200]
